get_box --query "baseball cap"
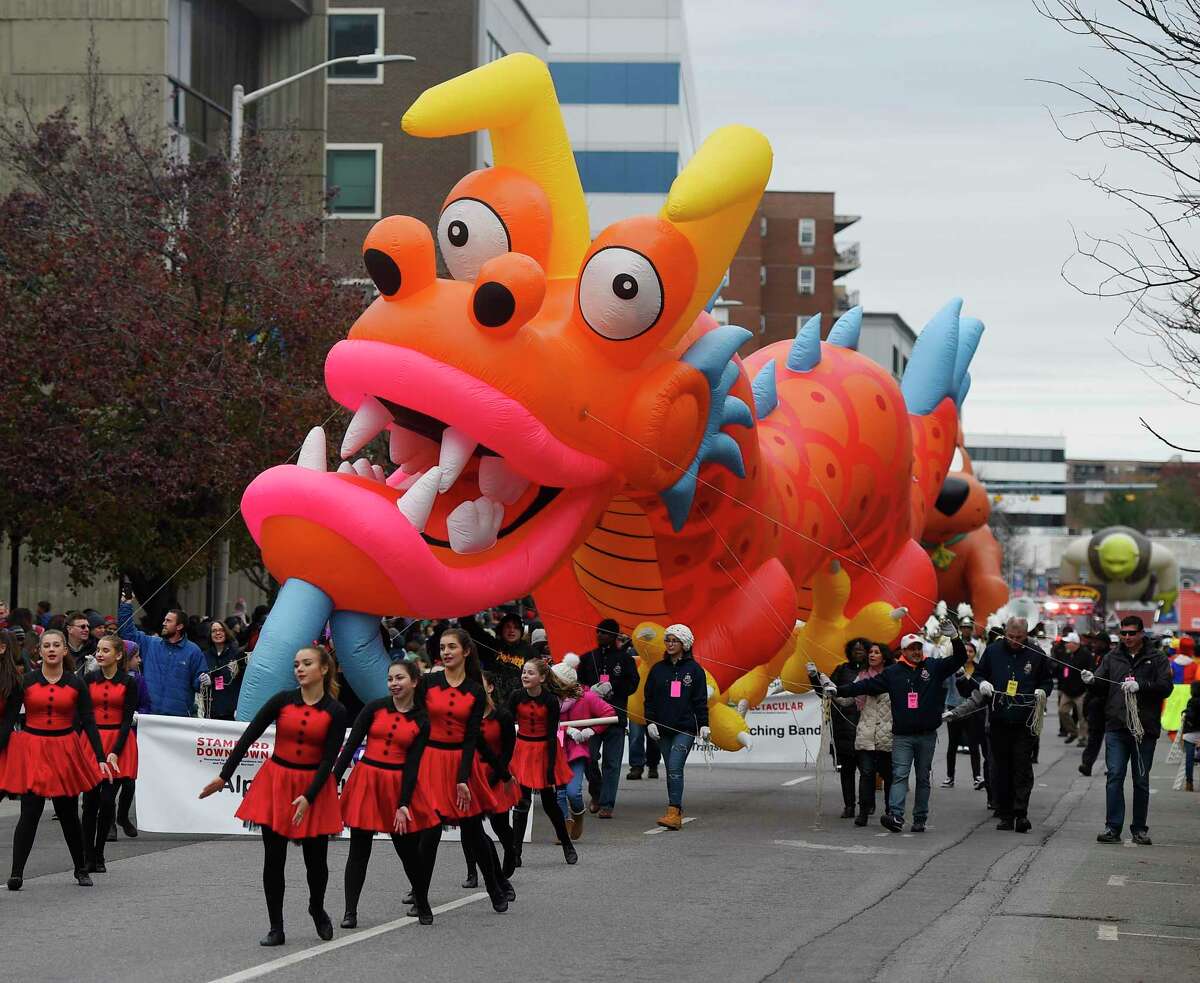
[900,633,924,649]
[1063,631,1080,644]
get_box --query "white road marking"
[773,838,906,856]
[1108,874,1193,888]
[1097,924,1200,943]
[204,893,490,983]
[1108,875,1127,887]
[1097,924,1119,941]
[644,817,697,835]
[782,776,814,786]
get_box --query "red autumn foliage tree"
[0,77,360,623]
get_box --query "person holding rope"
[644,624,710,831]
[821,625,967,833]
[334,658,440,928]
[199,646,347,946]
[850,641,894,826]
[972,617,1054,833]
[1083,615,1173,845]
[577,619,639,818]
[202,620,242,721]
[553,653,615,840]
[79,633,139,873]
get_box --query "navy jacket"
[578,643,640,723]
[644,652,709,737]
[838,638,967,735]
[974,638,1056,726]
[117,602,206,716]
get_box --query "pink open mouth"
[241,340,616,615]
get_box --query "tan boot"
[1187,781,1194,792]
[656,806,683,830]
[561,814,576,842]
[570,808,586,840]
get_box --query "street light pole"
[229,52,414,179]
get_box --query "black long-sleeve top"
[84,668,140,757]
[219,689,347,802]
[333,697,428,809]
[0,681,19,752]
[509,688,563,784]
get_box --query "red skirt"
[417,745,500,822]
[486,772,522,813]
[5,729,101,798]
[77,727,139,782]
[340,760,438,834]
[510,734,573,790]
[235,758,343,839]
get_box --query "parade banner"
[687,692,824,767]
[136,714,530,840]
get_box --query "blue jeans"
[660,731,695,808]
[589,724,626,809]
[628,722,661,769]
[888,732,937,823]
[1104,730,1157,834]
[556,759,587,818]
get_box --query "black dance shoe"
[417,904,434,926]
[462,872,478,889]
[259,929,286,947]
[562,842,578,865]
[75,871,94,887]
[119,818,138,838]
[402,890,414,905]
[340,913,357,929]
[309,907,334,941]
[6,876,22,891]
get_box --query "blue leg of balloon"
[329,610,392,705]
[236,579,333,720]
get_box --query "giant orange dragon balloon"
[236,55,985,750]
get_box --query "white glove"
[1081,670,1094,685]
[1034,689,1046,701]
[1121,679,1139,694]
[578,727,595,741]
[978,680,995,698]
[566,727,584,742]
[823,684,838,698]
[199,673,212,688]
[592,681,613,697]
[647,723,660,741]
[699,726,711,741]
[942,710,954,722]
[806,662,818,676]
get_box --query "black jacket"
[1090,642,1174,739]
[827,662,862,745]
[203,643,243,720]
[644,652,709,737]
[1181,690,1200,734]
[974,639,1056,726]
[577,643,640,723]
[838,639,967,735]
[1054,643,1093,698]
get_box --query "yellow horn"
[660,125,772,347]
[402,53,590,280]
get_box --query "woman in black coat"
[202,620,243,721]
[810,638,868,819]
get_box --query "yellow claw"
[709,701,751,751]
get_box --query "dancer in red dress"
[462,670,520,890]
[415,627,511,912]
[334,659,440,927]
[6,629,113,891]
[80,633,139,873]
[0,629,24,798]
[508,657,576,867]
[200,646,347,947]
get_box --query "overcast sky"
[685,0,1199,460]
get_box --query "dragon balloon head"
[240,54,773,617]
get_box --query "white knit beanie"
[551,652,580,687]
[664,624,694,650]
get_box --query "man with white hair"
[973,617,1055,832]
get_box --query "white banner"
[686,691,825,766]
[136,714,530,841]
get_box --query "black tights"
[462,812,514,879]
[344,826,442,917]
[10,793,86,878]
[260,828,330,931]
[81,781,118,862]
[456,815,508,904]
[116,778,135,824]
[512,787,572,853]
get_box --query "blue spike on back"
[787,313,822,372]
[723,395,753,429]
[751,360,778,418]
[900,297,962,415]
[827,306,862,350]
[956,371,972,409]
[681,324,752,386]
[953,316,984,396]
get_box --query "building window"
[487,32,507,62]
[759,265,767,286]
[326,144,381,218]
[798,218,816,247]
[760,215,767,237]
[891,345,900,377]
[797,266,815,295]
[573,150,678,194]
[328,9,385,83]
[548,62,681,106]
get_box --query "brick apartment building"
[721,191,861,355]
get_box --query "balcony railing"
[834,287,860,313]
[834,241,861,271]
[167,76,232,157]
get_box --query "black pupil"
[448,220,468,247]
[612,274,638,300]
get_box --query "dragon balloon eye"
[578,246,664,341]
[437,198,511,281]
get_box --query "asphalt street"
[2,730,1197,983]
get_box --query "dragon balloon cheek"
[619,360,710,492]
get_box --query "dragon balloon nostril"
[363,248,402,296]
[473,281,516,327]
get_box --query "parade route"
[3,735,1197,983]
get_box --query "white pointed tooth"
[388,427,438,468]
[297,426,327,471]
[437,427,477,493]
[477,456,531,505]
[396,468,441,532]
[340,395,392,459]
[446,496,504,554]
[337,461,355,475]
[353,458,373,478]
[371,464,387,483]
